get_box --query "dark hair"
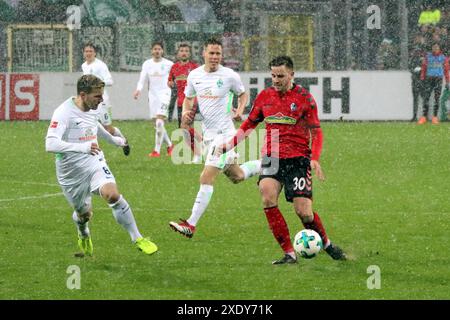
[178,43,191,51]
[152,41,164,50]
[269,56,294,70]
[204,38,222,48]
[77,75,105,95]
[83,42,96,52]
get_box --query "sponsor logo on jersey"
[175,75,188,81]
[79,128,97,141]
[265,112,297,125]
[199,88,219,99]
[50,121,58,128]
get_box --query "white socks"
[72,211,90,238]
[240,159,262,180]
[163,130,172,147]
[187,184,214,226]
[109,195,142,242]
[154,119,164,153]
[155,119,172,153]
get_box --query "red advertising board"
[0,74,5,120]
[9,74,39,120]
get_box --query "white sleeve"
[136,61,148,92]
[97,123,126,147]
[230,71,246,95]
[184,73,196,98]
[46,137,91,154]
[45,112,91,153]
[100,63,113,86]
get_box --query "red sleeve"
[421,58,427,80]
[310,128,323,161]
[304,94,320,129]
[444,57,449,83]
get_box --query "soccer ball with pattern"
[294,229,323,259]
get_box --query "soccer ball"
[294,229,323,259]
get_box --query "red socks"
[264,206,294,254]
[302,212,330,247]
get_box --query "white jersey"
[184,65,245,139]
[136,58,173,102]
[82,58,113,101]
[46,97,106,186]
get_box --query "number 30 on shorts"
[293,177,306,191]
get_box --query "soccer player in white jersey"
[169,38,262,238]
[133,41,174,157]
[45,75,157,256]
[82,43,130,156]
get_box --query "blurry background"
[0,0,448,72]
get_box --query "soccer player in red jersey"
[220,56,347,264]
[168,43,202,162]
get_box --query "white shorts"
[203,133,239,170]
[97,101,112,126]
[149,91,171,119]
[60,159,116,213]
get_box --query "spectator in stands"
[376,38,399,70]
[418,2,441,27]
[437,27,449,54]
[418,43,449,125]
[409,34,426,122]
[440,10,450,30]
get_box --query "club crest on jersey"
[216,79,223,88]
[290,103,297,111]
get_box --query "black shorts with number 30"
[258,156,313,202]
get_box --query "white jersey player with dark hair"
[82,42,130,156]
[45,75,157,257]
[133,41,174,157]
[169,38,262,238]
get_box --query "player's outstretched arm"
[46,117,98,155]
[45,136,99,155]
[97,123,126,147]
[310,127,325,181]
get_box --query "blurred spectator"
[418,3,441,26]
[409,34,426,121]
[376,38,399,70]
[440,10,450,29]
[438,27,449,54]
[418,43,449,124]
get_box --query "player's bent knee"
[155,118,165,129]
[99,183,120,203]
[102,191,120,204]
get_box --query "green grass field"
[0,120,449,300]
